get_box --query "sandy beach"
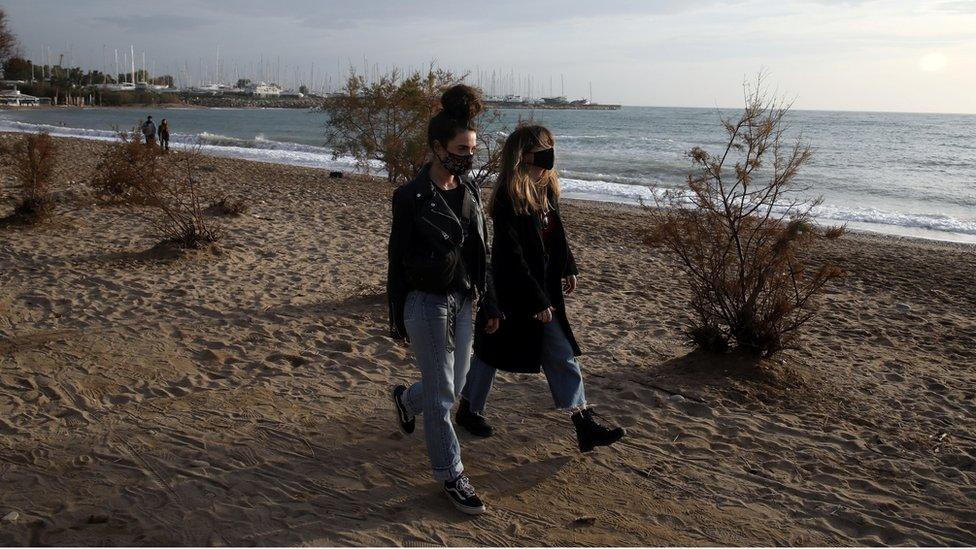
[1,135,974,546]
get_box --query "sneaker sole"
[444,490,486,515]
[391,387,412,435]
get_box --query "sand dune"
[0,135,974,546]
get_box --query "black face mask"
[437,148,475,177]
[530,148,555,170]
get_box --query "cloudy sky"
[5,0,975,113]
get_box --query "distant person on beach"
[141,115,156,146]
[457,124,626,452]
[157,119,170,152]
[387,85,500,515]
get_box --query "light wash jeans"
[401,290,474,482]
[462,320,586,414]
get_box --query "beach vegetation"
[323,66,505,186]
[138,147,222,249]
[91,129,164,204]
[206,195,249,217]
[1,132,59,224]
[2,56,30,80]
[646,77,844,357]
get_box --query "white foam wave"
[0,118,370,172]
[814,205,976,235]
[560,178,976,238]
[556,134,611,140]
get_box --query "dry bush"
[91,129,162,203]
[135,146,221,249]
[324,64,505,185]
[206,195,249,217]
[1,132,59,224]
[647,77,844,357]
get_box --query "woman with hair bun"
[387,84,501,515]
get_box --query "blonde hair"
[490,124,560,216]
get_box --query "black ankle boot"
[572,407,625,452]
[456,398,494,438]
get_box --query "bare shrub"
[206,195,249,217]
[2,132,59,224]
[135,147,221,249]
[470,111,506,188]
[324,65,505,185]
[91,129,162,203]
[646,77,844,357]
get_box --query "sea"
[2,106,974,243]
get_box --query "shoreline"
[7,128,976,247]
[2,129,973,246]
[561,192,976,248]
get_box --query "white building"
[0,88,42,106]
[245,82,282,97]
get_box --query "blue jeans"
[401,290,474,482]
[462,320,587,414]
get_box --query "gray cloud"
[1,0,972,112]
[94,14,216,33]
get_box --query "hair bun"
[440,84,483,121]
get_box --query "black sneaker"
[391,385,415,434]
[572,407,625,453]
[443,473,486,515]
[456,398,493,438]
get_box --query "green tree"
[0,9,17,64]
[2,56,31,81]
[152,74,174,87]
[324,66,505,185]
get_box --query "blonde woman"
[457,124,625,452]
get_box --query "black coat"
[387,164,499,340]
[473,185,580,373]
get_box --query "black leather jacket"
[387,163,499,339]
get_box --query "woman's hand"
[563,274,578,295]
[534,307,555,323]
[485,317,501,334]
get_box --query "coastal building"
[245,81,282,97]
[0,88,43,106]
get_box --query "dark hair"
[427,84,483,149]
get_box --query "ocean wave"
[561,178,976,237]
[3,117,974,240]
[0,117,370,172]
[556,134,611,140]
[0,119,121,141]
[813,206,976,235]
